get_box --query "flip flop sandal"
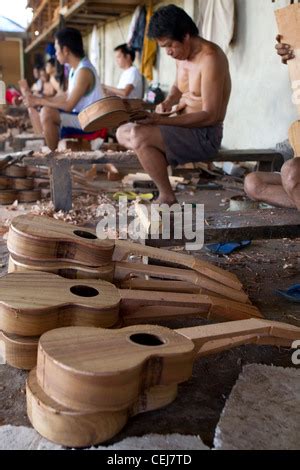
[206,240,252,255]
[276,284,300,303]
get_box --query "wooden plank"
[50,158,73,211]
[145,208,300,247]
[23,150,140,168]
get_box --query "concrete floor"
[0,180,299,448]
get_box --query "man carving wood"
[117,4,231,205]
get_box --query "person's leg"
[116,123,135,150]
[244,171,296,208]
[40,107,61,151]
[281,158,300,210]
[120,124,177,205]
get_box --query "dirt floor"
[0,175,299,448]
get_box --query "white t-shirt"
[117,66,143,99]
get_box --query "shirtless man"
[23,28,103,151]
[244,36,300,210]
[116,4,231,204]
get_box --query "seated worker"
[102,44,143,99]
[116,5,231,205]
[31,65,43,96]
[244,36,300,210]
[23,27,103,151]
[39,68,56,97]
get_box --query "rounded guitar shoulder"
[0,272,121,336]
[8,214,115,266]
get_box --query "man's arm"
[103,84,134,98]
[23,69,93,112]
[151,53,226,127]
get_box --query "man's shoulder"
[129,65,142,76]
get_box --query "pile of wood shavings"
[30,193,120,226]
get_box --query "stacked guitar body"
[3,213,283,447]
[0,158,42,204]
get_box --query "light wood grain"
[114,239,243,292]
[27,369,177,448]
[0,271,259,336]
[8,255,115,281]
[35,319,300,414]
[8,214,115,267]
[0,272,121,336]
[275,4,300,117]
[2,165,27,178]
[0,330,38,369]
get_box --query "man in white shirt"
[102,44,143,99]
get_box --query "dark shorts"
[159,123,223,167]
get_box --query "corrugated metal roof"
[0,16,25,33]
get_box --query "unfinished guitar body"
[288,121,300,157]
[0,330,38,369]
[0,271,261,338]
[27,370,177,448]
[78,97,153,132]
[27,319,300,446]
[7,214,258,311]
[0,176,34,190]
[2,165,27,178]
[8,214,115,266]
[8,254,115,281]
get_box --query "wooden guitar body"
[0,271,261,338]
[0,272,121,336]
[0,330,38,369]
[26,318,300,446]
[8,254,115,281]
[8,214,115,266]
[78,96,155,131]
[78,97,130,131]
[0,176,34,190]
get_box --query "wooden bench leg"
[12,139,24,152]
[50,159,72,212]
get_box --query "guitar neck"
[114,239,242,291]
[177,318,300,352]
[119,289,261,323]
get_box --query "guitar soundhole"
[70,285,99,297]
[73,230,97,240]
[129,333,164,347]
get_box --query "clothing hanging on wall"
[129,5,147,52]
[127,5,142,44]
[197,0,235,54]
[141,1,157,81]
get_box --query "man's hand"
[137,112,163,125]
[276,34,295,64]
[156,99,173,114]
[23,94,41,108]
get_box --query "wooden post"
[50,158,72,212]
